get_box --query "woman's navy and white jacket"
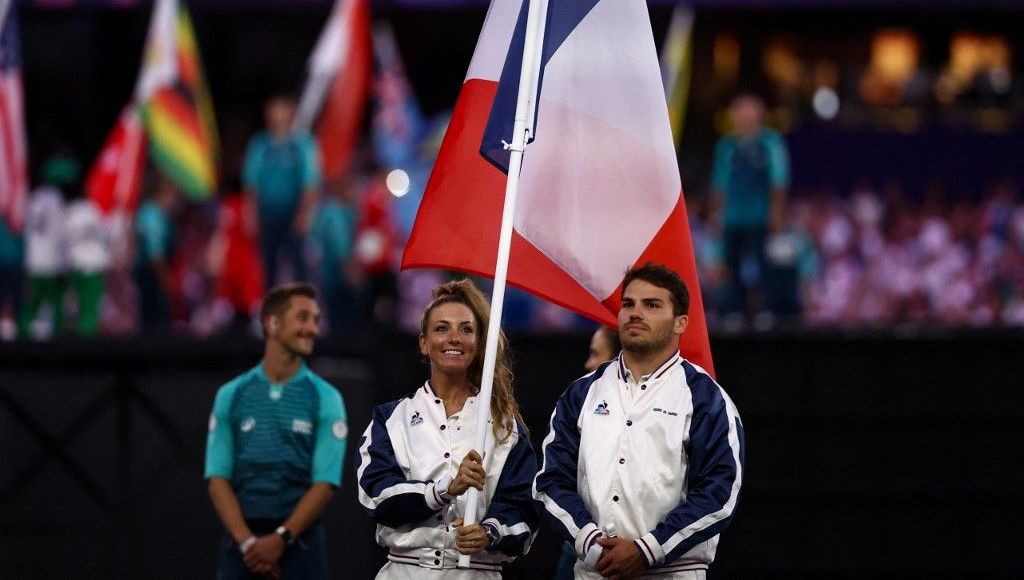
[533,352,745,574]
[357,382,539,571]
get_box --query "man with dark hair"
[205,282,347,579]
[621,262,690,317]
[535,263,745,579]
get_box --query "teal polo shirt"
[711,128,790,229]
[204,363,347,520]
[135,201,173,265]
[0,218,22,266]
[242,131,321,222]
[309,199,356,288]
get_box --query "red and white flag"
[402,0,713,374]
[294,0,372,181]
[85,105,146,215]
[0,0,28,232]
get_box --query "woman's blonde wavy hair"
[419,279,525,442]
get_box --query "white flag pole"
[458,0,548,568]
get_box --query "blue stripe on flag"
[479,0,600,174]
[1,6,23,71]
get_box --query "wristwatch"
[275,525,296,546]
[482,522,500,548]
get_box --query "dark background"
[2,330,1022,578]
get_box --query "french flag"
[402,0,713,375]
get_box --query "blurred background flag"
[85,105,146,215]
[0,0,27,231]
[371,21,432,239]
[137,0,219,201]
[661,3,694,146]
[371,22,424,171]
[294,0,372,181]
[402,0,714,374]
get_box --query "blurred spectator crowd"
[691,181,1024,329]
[2,102,1022,341]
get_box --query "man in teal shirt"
[710,93,790,320]
[308,182,357,334]
[134,179,179,329]
[243,96,321,289]
[205,282,347,579]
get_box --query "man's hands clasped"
[240,533,284,579]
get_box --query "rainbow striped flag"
[137,0,218,200]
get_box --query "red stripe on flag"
[600,195,714,375]
[151,88,207,145]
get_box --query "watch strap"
[275,525,295,546]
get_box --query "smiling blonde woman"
[356,279,538,579]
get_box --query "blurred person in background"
[0,213,23,340]
[583,326,621,374]
[174,201,218,332]
[205,282,347,579]
[101,209,138,335]
[807,200,862,324]
[356,279,538,578]
[710,94,790,325]
[688,196,727,326]
[64,187,109,336]
[353,169,399,325]
[134,177,180,330]
[20,153,79,339]
[308,178,358,335]
[761,215,818,326]
[243,95,321,288]
[205,184,264,335]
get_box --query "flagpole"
[458,0,547,568]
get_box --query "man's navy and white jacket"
[357,382,539,571]
[533,352,745,575]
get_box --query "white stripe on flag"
[465,0,522,83]
[513,0,680,299]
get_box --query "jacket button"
[435,399,441,404]
[619,457,626,464]
[440,425,446,430]
[613,495,619,502]
[434,559,440,565]
[435,550,441,556]
[444,452,450,458]
[626,420,633,426]
[640,385,647,390]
